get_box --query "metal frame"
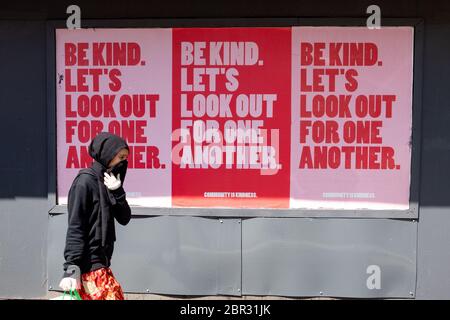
[47,18,424,219]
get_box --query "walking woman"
[59,132,131,300]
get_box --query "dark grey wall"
[415,19,450,299]
[0,20,49,298]
[1,0,449,299]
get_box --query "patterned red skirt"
[77,267,125,300]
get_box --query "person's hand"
[104,172,121,191]
[59,277,80,291]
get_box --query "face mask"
[107,159,128,185]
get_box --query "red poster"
[172,28,291,208]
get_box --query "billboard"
[56,27,413,210]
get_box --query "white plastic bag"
[51,289,82,300]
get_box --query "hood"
[88,132,129,168]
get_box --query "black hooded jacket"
[63,132,131,276]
